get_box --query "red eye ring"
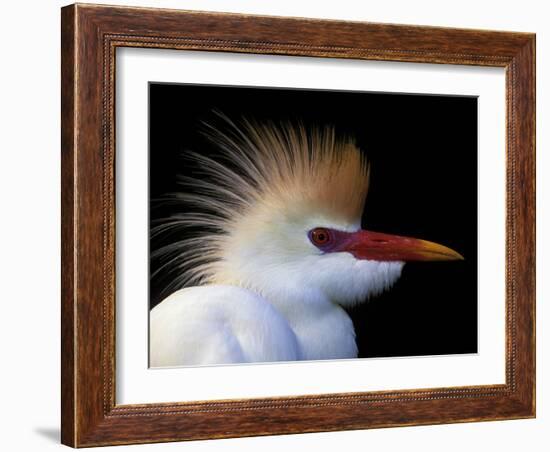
[309,227,332,246]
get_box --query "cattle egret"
[150,118,463,367]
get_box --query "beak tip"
[448,247,465,261]
[445,250,464,261]
[419,240,464,262]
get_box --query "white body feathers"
[150,258,403,366]
[150,285,300,366]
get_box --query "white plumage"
[150,285,300,366]
[150,117,462,367]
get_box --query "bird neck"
[244,283,358,360]
[211,265,360,360]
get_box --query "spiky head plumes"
[153,116,452,309]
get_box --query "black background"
[149,82,478,358]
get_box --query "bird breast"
[149,284,358,366]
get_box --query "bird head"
[153,116,463,308]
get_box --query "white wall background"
[0,1,545,450]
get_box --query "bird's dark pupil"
[309,228,332,247]
[313,229,330,244]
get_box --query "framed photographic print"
[61,3,535,447]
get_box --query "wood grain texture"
[61,5,76,446]
[61,3,536,447]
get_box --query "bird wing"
[149,284,300,367]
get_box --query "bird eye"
[309,228,332,247]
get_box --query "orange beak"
[340,230,464,262]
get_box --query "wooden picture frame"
[61,3,535,447]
